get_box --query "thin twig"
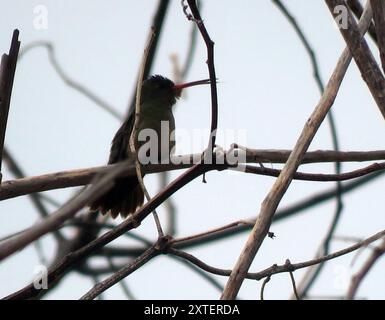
[80,241,161,300]
[186,0,219,160]
[163,7,200,235]
[326,0,385,119]
[260,276,271,300]
[240,161,385,181]
[347,0,378,43]
[19,41,122,120]
[129,28,164,237]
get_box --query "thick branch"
[1,150,384,201]
[326,0,385,119]
[370,0,385,72]
[0,30,20,182]
[0,162,130,261]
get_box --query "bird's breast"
[131,108,175,163]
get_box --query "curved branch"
[19,41,122,120]
[346,238,385,299]
[168,229,385,281]
[186,0,218,156]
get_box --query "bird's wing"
[108,112,135,164]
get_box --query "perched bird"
[89,75,210,218]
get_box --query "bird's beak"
[173,79,211,96]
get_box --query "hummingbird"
[89,75,210,219]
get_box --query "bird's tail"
[89,177,144,219]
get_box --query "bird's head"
[140,75,210,109]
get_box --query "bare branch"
[348,0,378,43]
[221,3,374,299]
[0,162,129,261]
[370,0,385,72]
[169,229,385,282]
[272,0,344,297]
[1,149,384,201]
[130,28,164,237]
[80,241,160,300]
[0,30,20,182]
[326,0,385,119]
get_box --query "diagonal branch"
[0,30,20,182]
[80,240,161,300]
[220,3,374,300]
[326,0,385,119]
[4,163,210,299]
[297,0,382,297]
[272,1,344,298]
[370,0,385,72]
[0,162,130,261]
[127,0,171,115]
[168,229,385,282]
[347,0,378,43]
[129,29,164,236]
[2,148,65,243]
